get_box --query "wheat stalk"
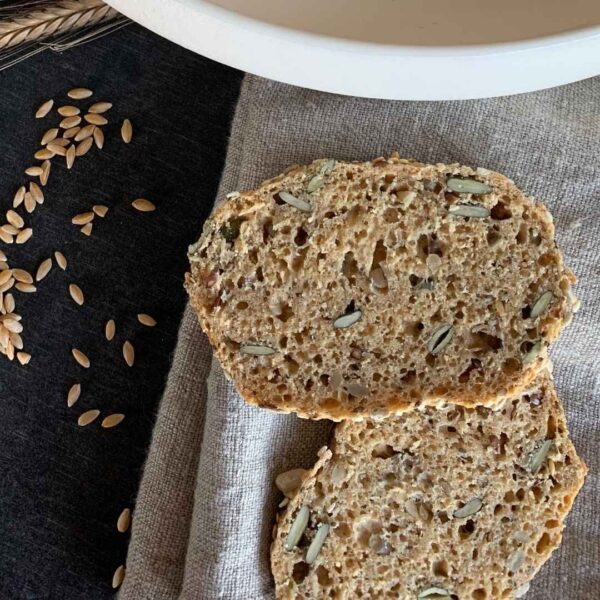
[0,1,119,50]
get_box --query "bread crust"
[187,155,576,419]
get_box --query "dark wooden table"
[0,23,242,598]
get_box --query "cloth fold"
[121,75,599,599]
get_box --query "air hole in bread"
[472,589,487,599]
[538,252,556,267]
[371,444,398,459]
[491,201,512,220]
[502,358,521,374]
[486,228,502,247]
[467,331,503,352]
[432,558,449,577]
[516,223,528,244]
[536,532,551,554]
[336,522,351,538]
[459,519,475,539]
[546,415,556,437]
[292,562,310,584]
[459,359,483,383]
[400,370,417,385]
[383,208,399,223]
[342,253,359,281]
[315,565,332,585]
[294,227,309,246]
[520,340,535,353]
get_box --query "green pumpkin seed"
[529,291,553,319]
[240,344,277,356]
[448,204,490,218]
[508,549,525,573]
[285,505,310,551]
[515,583,530,598]
[522,341,542,365]
[427,324,454,355]
[528,439,553,474]
[447,177,492,194]
[307,174,325,193]
[453,497,483,519]
[305,523,330,564]
[333,310,362,329]
[321,158,335,174]
[278,191,312,212]
[418,587,451,599]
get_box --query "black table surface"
[0,24,242,598]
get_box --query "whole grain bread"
[270,373,586,599]
[186,155,576,419]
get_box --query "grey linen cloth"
[121,75,600,600]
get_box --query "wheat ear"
[0,1,119,50]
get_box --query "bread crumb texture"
[270,374,586,599]
[186,155,576,419]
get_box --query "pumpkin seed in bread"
[186,155,577,420]
[270,373,586,599]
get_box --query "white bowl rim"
[142,0,600,56]
[107,0,600,100]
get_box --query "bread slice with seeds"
[270,373,586,599]
[186,155,577,419]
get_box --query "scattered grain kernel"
[93,126,104,149]
[68,87,93,99]
[132,198,155,212]
[75,124,95,141]
[12,269,33,284]
[102,413,125,429]
[112,565,125,589]
[60,115,82,129]
[54,251,67,270]
[137,313,156,327]
[78,409,100,426]
[57,105,80,117]
[13,186,25,208]
[76,137,93,156]
[116,508,131,532]
[72,212,95,225]
[93,205,108,217]
[35,99,54,118]
[72,348,90,368]
[123,340,135,367]
[105,319,116,341]
[41,128,59,145]
[6,210,24,229]
[34,148,54,160]
[66,144,76,169]
[15,228,33,244]
[36,258,52,281]
[121,118,132,143]
[16,352,31,365]
[84,113,107,126]
[67,383,81,407]
[69,283,84,305]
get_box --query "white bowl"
[107,0,600,100]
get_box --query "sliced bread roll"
[270,374,586,599]
[186,155,576,419]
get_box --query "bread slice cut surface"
[270,374,586,599]
[186,155,576,419]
